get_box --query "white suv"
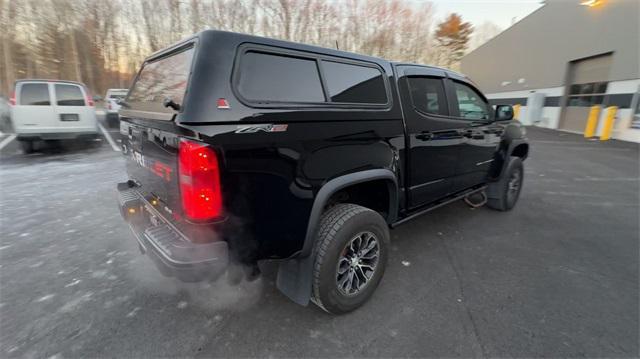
[104,88,128,127]
[10,80,98,153]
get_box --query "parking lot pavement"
[0,127,638,358]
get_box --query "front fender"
[489,122,529,180]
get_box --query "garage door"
[560,54,612,133]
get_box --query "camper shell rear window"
[127,45,195,114]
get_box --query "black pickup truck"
[116,30,528,314]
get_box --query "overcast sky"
[427,0,545,29]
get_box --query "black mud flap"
[276,255,314,306]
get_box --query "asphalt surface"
[0,125,638,358]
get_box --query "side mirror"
[495,104,514,121]
[93,95,102,102]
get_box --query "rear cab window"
[19,83,51,106]
[108,92,127,100]
[126,46,195,116]
[234,45,389,108]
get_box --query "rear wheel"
[486,156,524,211]
[311,204,389,314]
[19,140,34,154]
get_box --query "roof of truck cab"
[391,62,470,78]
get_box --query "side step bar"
[391,186,487,228]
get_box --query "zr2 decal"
[235,124,288,134]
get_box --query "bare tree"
[1,0,447,96]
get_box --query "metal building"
[461,0,640,142]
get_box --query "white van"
[10,79,99,153]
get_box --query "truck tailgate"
[122,121,182,222]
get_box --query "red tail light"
[178,138,222,221]
[9,91,16,106]
[85,88,94,107]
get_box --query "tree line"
[0,0,499,97]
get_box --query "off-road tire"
[311,203,389,314]
[486,156,524,211]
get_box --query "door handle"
[416,131,433,141]
[460,129,474,137]
[460,128,489,139]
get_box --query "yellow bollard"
[584,105,601,138]
[513,104,521,120]
[600,106,617,141]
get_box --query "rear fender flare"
[301,168,398,257]
[276,169,398,306]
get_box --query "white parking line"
[0,134,17,151]
[97,123,121,152]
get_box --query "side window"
[237,51,325,103]
[20,83,50,106]
[407,77,447,116]
[55,84,85,106]
[321,61,387,104]
[453,82,489,120]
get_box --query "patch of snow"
[126,307,141,318]
[36,294,56,302]
[59,292,93,313]
[65,279,81,288]
[177,301,188,309]
[401,260,411,267]
[29,261,44,268]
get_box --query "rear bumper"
[16,129,99,140]
[117,182,229,282]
